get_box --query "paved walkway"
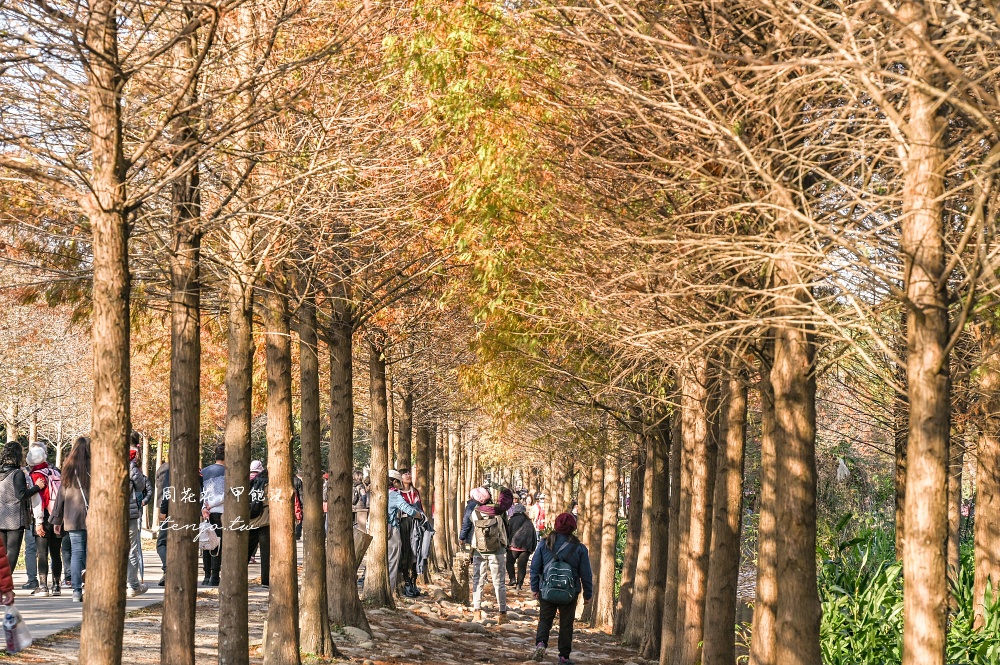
[7,533,269,641]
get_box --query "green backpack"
[540,541,578,605]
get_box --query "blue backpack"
[540,541,578,605]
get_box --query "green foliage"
[816,523,1000,665]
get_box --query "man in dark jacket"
[127,435,152,596]
[530,513,593,665]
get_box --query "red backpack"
[39,468,61,514]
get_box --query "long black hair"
[62,436,91,493]
[544,530,581,552]
[0,441,23,468]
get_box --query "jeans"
[23,528,36,582]
[247,526,270,585]
[388,526,402,589]
[127,518,143,587]
[471,549,507,611]
[536,596,579,658]
[202,513,222,580]
[61,535,72,582]
[35,522,62,585]
[506,549,530,588]
[156,520,167,572]
[68,530,87,593]
[0,530,24,576]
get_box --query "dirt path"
[2,574,645,664]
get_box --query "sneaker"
[21,580,38,591]
[558,658,575,665]
[63,576,71,586]
[126,584,148,598]
[209,575,220,587]
[51,582,61,596]
[32,584,49,597]
[202,575,212,586]
[249,556,257,564]
[158,576,166,587]
[72,590,83,602]
[533,643,546,662]
[497,612,509,626]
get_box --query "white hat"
[250,460,264,473]
[26,445,46,466]
[389,470,403,482]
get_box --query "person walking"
[0,442,44,588]
[352,469,369,532]
[155,455,169,585]
[200,444,225,587]
[247,460,270,587]
[387,470,425,590]
[533,495,547,536]
[530,512,593,665]
[127,437,152,596]
[506,503,537,592]
[27,445,63,597]
[460,486,513,625]
[51,436,90,602]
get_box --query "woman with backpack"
[506,503,537,592]
[529,512,593,665]
[0,441,44,578]
[459,486,514,625]
[51,436,90,602]
[27,444,62,596]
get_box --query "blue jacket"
[529,534,594,601]
[458,498,480,544]
[388,488,420,530]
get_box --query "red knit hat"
[554,512,577,534]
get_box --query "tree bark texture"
[749,350,778,665]
[595,458,620,631]
[433,424,450,570]
[583,460,604,626]
[633,416,669,654]
[673,353,716,665]
[414,425,430,499]
[614,437,646,637]
[654,407,683,662]
[975,339,1000,627]
[397,382,413,469]
[449,428,462,551]
[703,371,748,665]
[298,302,336,656]
[900,5,950,663]
[326,295,369,631]
[362,336,394,608]
[263,287,301,665]
[160,33,202,663]
[80,3,131,660]
[217,163,251,665]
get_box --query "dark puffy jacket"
[0,534,13,595]
[508,512,537,552]
[458,499,480,544]
[529,534,594,601]
[129,461,152,521]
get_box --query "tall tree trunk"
[947,428,964,586]
[673,353,716,665]
[433,424,450,570]
[614,437,646,637]
[263,286,301,665]
[654,408,683,662]
[217,131,252,665]
[583,459,605,626]
[414,424,430,498]
[975,337,1000,628]
[900,5,950,664]
[3,403,15,442]
[387,374,396,470]
[398,381,413,469]
[326,294,369,631]
[703,370,748,665]
[595,457,620,631]
[298,301,336,656]
[895,318,908,559]
[362,335,394,608]
[449,427,462,552]
[749,348,778,665]
[160,58,201,662]
[634,415,669,653]
[80,4,131,661]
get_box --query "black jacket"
[508,513,537,552]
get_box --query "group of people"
[0,432,143,605]
[459,485,593,665]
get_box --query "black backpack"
[248,472,268,520]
